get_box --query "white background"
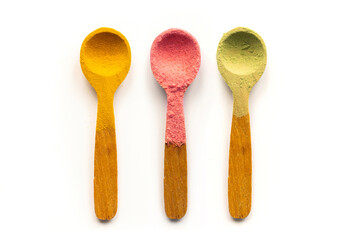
[0,0,338,238]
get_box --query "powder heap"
[151,29,201,146]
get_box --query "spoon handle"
[93,97,117,220]
[164,93,187,219]
[164,143,187,219]
[228,114,252,219]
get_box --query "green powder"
[217,27,267,117]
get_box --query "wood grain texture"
[94,128,117,220]
[93,98,117,220]
[228,114,252,219]
[164,143,187,219]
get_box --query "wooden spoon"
[80,27,131,220]
[150,29,201,219]
[217,27,267,219]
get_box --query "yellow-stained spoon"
[217,27,267,219]
[80,27,131,220]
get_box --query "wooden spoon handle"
[164,143,187,219]
[228,114,252,219]
[93,98,117,220]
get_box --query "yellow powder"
[80,27,131,130]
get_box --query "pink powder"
[150,29,201,146]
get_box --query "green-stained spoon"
[217,27,267,219]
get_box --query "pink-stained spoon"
[150,28,201,219]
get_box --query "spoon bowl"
[81,28,131,92]
[80,27,131,220]
[217,27,266,93]
[151,28,200,92]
